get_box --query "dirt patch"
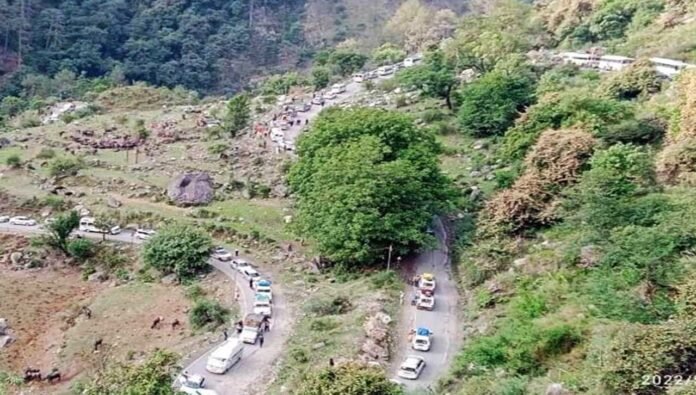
[0,234,234,394]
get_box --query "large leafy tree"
[457,63,536,137]
[396,50,457,108]
[46,210,79,253]
[142,225,212,281]
[297,363,403,395]
[289,108,452,266]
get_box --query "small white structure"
[650,57,692,78]
[598,55,634,71]
[559,52,599,68]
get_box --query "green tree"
[311,66,331,90]
[141,225,212,281]
[297,362,403,395]
[224,93,250,137]
[189,299,230,329]
[457,66,536,137]
[289,108,452,266]
[67,238,95,261]
[76,350,180,395]
[372,43,406,66]
[327,50,368,76]
[396,50,457,108]
[46,210,80,253]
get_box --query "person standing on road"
[234,288,240,302]
[399,291,404,305]
[249,278,253,289]
[259,334,264,348]
[223,329,228,341]
[235,249,239,257]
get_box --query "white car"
[397,355,426,380]
[323,91,337,100]
[135,229,156,240]
[331,83,346,94]
[353,73,364,83]
[0,215,10,223]
[242,267,261,282]
[230,259,252,272]
[255,279,273,302]
[9,216,37,226]
[412,328,432,351]
[281,140,295,151]
[378,66,393,76]
[311,96,323,105]
[253,293,272,316]
[417,295,435,311]
[179,387,219,395]
[211,246,233,261]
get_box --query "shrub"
[598,117,665,145]
[306,296,353,316]
[48,156,85,177]
[369,270,401,291]
[309,317,339,332]
[296,362,403,395]
[600,59,662,100]
[208,143,228,155]
[67,238,95,261]
[185,284,206,300]
[189,299,229,330]
[36,148,56,159]
[5,154,21,168]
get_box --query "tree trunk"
[445,84,453,110]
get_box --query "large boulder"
[167,172,215,206]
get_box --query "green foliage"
[46,210,80,253]
[601,319,696,394]
[75,349,180,395]
[305,295,353,316]
[536,66,601,96]
[458,67,536,137]
[0,96,27,118]
[141,225,212,281]
[372,43,406,66]
[311,66,331,90]
[568,0,665,43]
[261,72,306,95]
[224,94,250,137]
[5,154,21,168]
[185,284,206,301]
[369,270,401,291]
[327,50,369,76]
[208,143,228,155]
[600,59,662,100]
[67,238,95,261]
[289,108,452,266]
[598,117,665,145]
[189,299,230,330]
[48,156,85,178]
[500,90,634,161]
[296,363,403,395]
[396,50,457,108]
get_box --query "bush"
[189,299,229,330]
[309,317,339,332]
[369,270,401,291]
[48,156,85,177]
[306,296,353,316]
[36,148,56,159]
[141,224,212,281]
[311,67,331,90]
[598,117,665,145]
[600,59,662,100]
[296,362,403,395]
[5,154,21,168]
[67,238,95,261]
[185,284,206,300]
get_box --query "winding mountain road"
[389,218,461,392]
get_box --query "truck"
[240,313,264,344]
[418,273,436,295]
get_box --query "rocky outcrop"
[359,311,392,363]
[167,172,215,206]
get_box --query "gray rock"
[9,252,23,265]
[106,195,122,208]
[470,171,482,178]
[88,271,108,283]
[311,342,326,350]
[0,335,14,348]
[0,318,8,335]
[546,383,569,395]
[161,273,178,285]
[580,245,601,268]
[167,172,215,206]
[513,257,529,267]
[0,137,10,148]
[470,186,481,201]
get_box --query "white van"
[79,217,121,235]
[352,73,364,83]
[331,83,346,94]
[206,339,244,374]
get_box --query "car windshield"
[249,272,260,278]
[401,366,416,373]
[214,247,227,253]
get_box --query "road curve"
[0,223,289,395]
[390,217,461,392]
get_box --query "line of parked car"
[0,214,158,242]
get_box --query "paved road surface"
[390,218,461,392]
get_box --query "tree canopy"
[142,225,212,281]
[296,363,403,395]
[289,108,452,266]
[224,93,251,137]
[396,50,457,108]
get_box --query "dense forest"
[0,0,306,94]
